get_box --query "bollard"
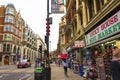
[44,66,51,80]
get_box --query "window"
[4,25,13,32]
[16,21,19,28]
[6,8,14,14]
[79,12,83,25]
[3,44,6,52]
[96,0,105,12]
[25,28,28,34]
[7,44,10,52]
[88,0,94,19]
[100,0,104,6]
[24,35,28,40]
[4,34,12,41]
[5,15,14,23]
[96,0,101,11]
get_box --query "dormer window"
[6,8,14,14]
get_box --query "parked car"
[17,59,31,68]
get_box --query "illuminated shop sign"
[85,11,120,45]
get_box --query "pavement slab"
[28,63,84,80]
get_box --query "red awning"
[60,54,68,59]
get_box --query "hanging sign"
[51,0,65,13]
[85,11,120,45]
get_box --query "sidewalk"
[0,65,16,70]
[29,63,84,80]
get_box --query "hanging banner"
[51,0,65,13]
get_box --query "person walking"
[62,59,68,76]
[110,46,120,80]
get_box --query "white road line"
[0,75,3,78]
[0,74,9,79]
[19,74,31,80]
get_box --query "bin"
[34,67,44,80]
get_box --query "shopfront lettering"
[101,15,118,31]
[98,22,120,39]
[90,36,96,43]
[85,11,120,45]
[90,27,100,37]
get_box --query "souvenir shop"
[67,41,85,74]
[84,6,120,80]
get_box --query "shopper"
[62,59,68,76]
[110,46,120,80]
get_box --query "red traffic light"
[46,26,50,36]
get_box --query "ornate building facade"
[59,0,120,79]
[0,3,46,65]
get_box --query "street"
[0,65,34,80]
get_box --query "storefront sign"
[74,41,85,47]
[85,11,120,45]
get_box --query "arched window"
[3,44,6,52]
[7,44,10,52]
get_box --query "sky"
[0,0,65,51]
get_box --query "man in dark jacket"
[110,46,120,80]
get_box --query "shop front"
[85,8,120,80]
[67,41,85,74]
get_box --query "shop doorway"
[4,56,9,65]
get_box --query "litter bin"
[34,67,44,80]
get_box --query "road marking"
[3,74,9,76]
[0,75,3,78]
[19,74,31,80]
[0,74,9,79]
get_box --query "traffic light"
[46,26,50,36]
[46,18,51,36]
[39,45,42,53]
[45,36,48,44]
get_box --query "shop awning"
[59,54,68,59]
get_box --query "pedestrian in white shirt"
[62,59,68,76]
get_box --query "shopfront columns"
[104,0,108,4]
[82,0,87,27]
[93,0,97,14]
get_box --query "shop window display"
[103,48,112,80]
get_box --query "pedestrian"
[110,46,120,80]
[35,58,39,67]
[58,59,61,67]
[41,61,45,68]
[62,59,68,76]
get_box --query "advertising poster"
[51,0,64,13]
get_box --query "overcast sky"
[0,0,65,51]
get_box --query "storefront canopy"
[58,54,68,59]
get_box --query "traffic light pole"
[45,0,51,80]
[47,0,49,58]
